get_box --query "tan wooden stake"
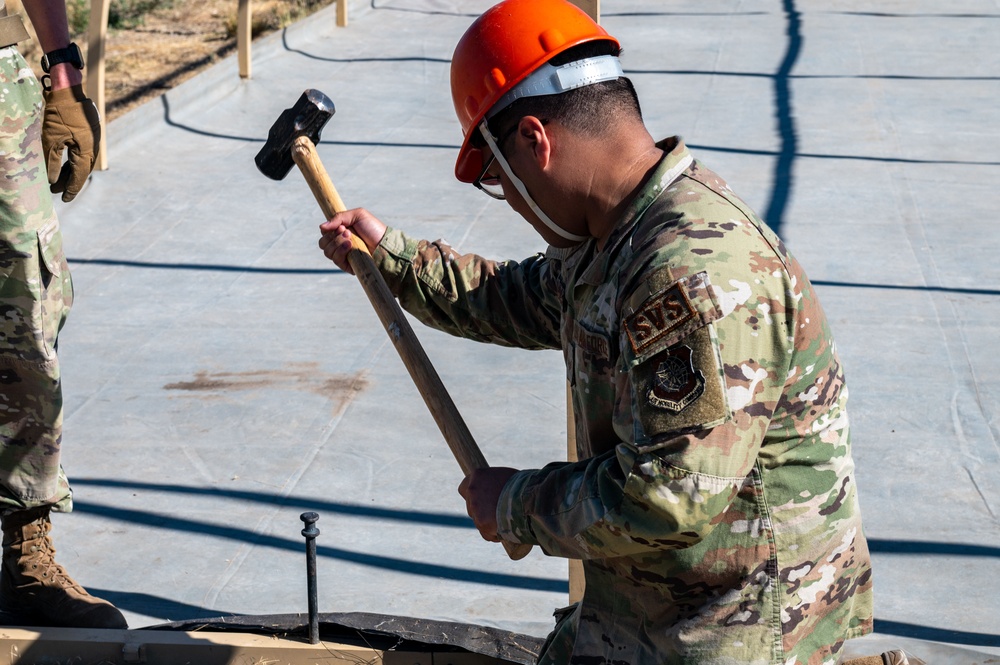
[237,0,252,78]
[566,382,586,604]
[86,0,111,170]
[567,0,599,22]
[336,0,347,27]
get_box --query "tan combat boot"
[0,508,128,628]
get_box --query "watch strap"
[41,43,84,73]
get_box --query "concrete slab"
[28,0,1000,658]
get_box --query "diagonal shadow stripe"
[64,258,1000,298]
[73,501,567,594]
[811,280,1000,297]
[157,95,995,167]
[626,68,999,82]
[604,11,768,17]
[159,96,460,149]
[68,256,338,275]
[827,11,1000,19]
[72,478,473,528]
[369,0,480,17]
[281,27,451,62]
[687,142,999,167]
[867,539,1000,558]
[874,618,1000,648]
[86,588,242,622]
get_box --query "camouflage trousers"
[0,46,73,515]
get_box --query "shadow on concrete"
[687,142,1000,167]
[281,27,450,62]
[825,11,1000,19]
[810,280,1000,297]
[762,0,801,238]
[626,69,999,82]
[87,588,243,622]
[368,0,480,17]
[73,500,567,593]
[74,480,1000,560]
[66,258,1000,299]
[73,478,471,528]
[69,256,339,275]
[106,44,238,117]
[874,619,1000,648]
[868,539,1000,558]
[159,96,460,150]
[604,11,768,17]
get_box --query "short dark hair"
[485,41,642,144]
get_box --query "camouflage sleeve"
[497,270,761,559]
[496,438,748,559]
[371,227,563,350]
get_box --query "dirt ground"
[14,0,334,120]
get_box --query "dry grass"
[10,0,335,120]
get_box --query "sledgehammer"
[255,90,531,561]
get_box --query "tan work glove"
[42,84,102,202]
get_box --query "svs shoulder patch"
[624,282,696,356]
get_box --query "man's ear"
[516,116,551,171]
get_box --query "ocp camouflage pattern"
[371,136,872,664]
[0,46,73,513]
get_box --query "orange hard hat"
[450,0,621,182]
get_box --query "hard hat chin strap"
[479,120,588,244]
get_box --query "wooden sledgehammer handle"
[292,136,532,561]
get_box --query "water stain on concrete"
[164,363,368,399]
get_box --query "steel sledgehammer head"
[255,89,336,180]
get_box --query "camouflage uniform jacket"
[371,137,873,664]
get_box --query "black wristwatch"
[41,43,84,73]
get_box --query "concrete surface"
[34,0,1000,659]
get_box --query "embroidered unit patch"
[633,325,729,438]
[647,344,705,412]
[624,283,696,355]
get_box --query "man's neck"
[581,128,663,250]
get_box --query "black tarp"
[148,611,545,664]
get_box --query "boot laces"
[23,519,82,590]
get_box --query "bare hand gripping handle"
[289,135,532,561]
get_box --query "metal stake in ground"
[300,512,320,644]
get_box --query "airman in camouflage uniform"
[0,1,125,627]
[318,1,872,662]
